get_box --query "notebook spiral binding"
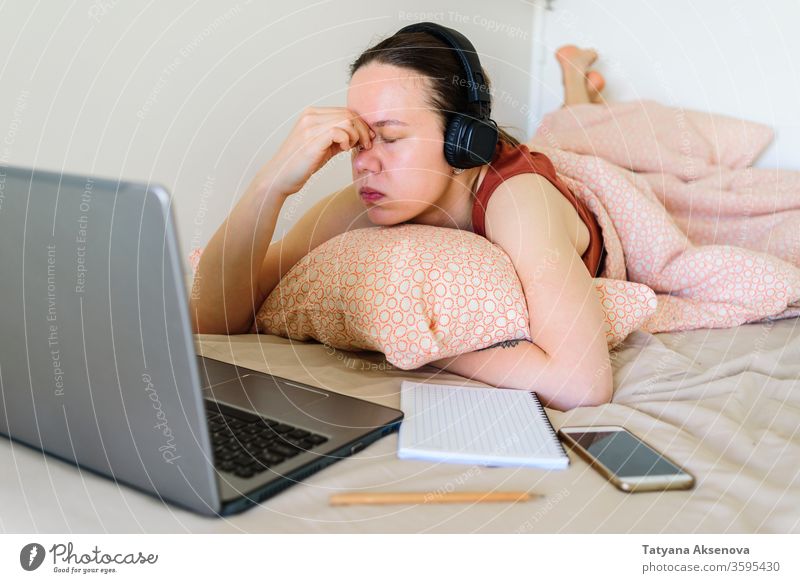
[528,391,570,458]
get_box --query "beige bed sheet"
[2,318,799,533]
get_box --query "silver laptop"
[0,164,403,516]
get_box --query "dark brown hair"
[349,30,521,157]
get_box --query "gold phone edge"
[557,428,695,493]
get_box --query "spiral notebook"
[398,381,569,469]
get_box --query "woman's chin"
[363,202,418,227]
[364,205,394,222]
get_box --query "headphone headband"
[394,22,498,168]
[396,22,492,117]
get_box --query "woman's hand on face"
[257,107,374,197]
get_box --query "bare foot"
[586,70,605,104]
[555,45,600,107]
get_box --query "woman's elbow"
[189,302,253,335]
[546,365,613,411]
[572,369,613,409]
[580,379,613,408]
[544,381,611,411]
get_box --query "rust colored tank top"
[471,141,606,277]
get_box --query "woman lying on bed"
[189,24,612,411]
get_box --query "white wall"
[7,0,797,280]
[533,0,800,170]
[0,0,536,276]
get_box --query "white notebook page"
[398,381,569,469]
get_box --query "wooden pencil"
[329,490,541,506]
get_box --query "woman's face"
[347,63,454,225]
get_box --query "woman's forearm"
[428,339,612,411]
[188,104,375,334]
[189,171,287,334]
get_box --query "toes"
[555,44,579,64]
[555,45,599,70]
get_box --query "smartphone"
[558,425,694,492]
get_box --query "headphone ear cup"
[470,118,499,165]
[444,114,499,169]
[443,114,467,168]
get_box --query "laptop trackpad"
[204,374,330,419]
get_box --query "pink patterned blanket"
[528,99,800,334]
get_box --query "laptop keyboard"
[205,400,329,479]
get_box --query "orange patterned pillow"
[253,225,657,369]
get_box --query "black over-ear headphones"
[396,22,499,169]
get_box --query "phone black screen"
[569,430,684,477]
